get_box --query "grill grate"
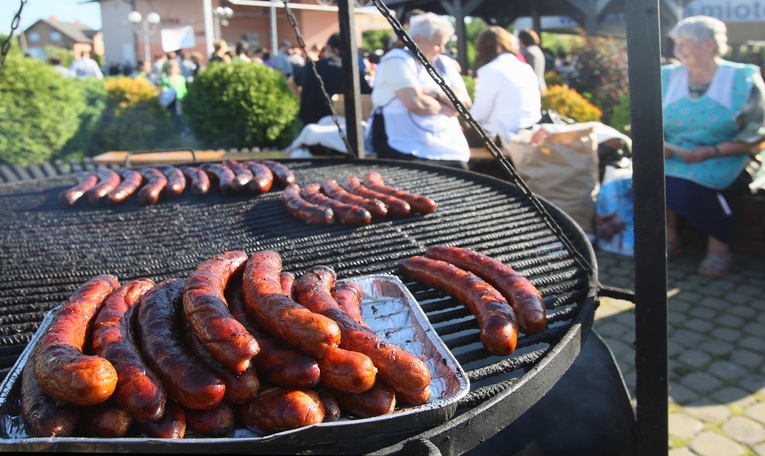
[0,159,598,451]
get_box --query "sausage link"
[107,169,143,204]
[363,172,437,214]
[424,246,547,334]
[91,278,166,422]
[301,183,372,226]
[396,386,431,406]
[317,389,341,422]
[400,256,519,355]
[183,402,236,437]
[32,274,120,406]
[261,160,296,186]
[183,251,259,373]
[223,159,254,192]
[242,250,341,359]
[137,278,226,410]
[238,387,324,435]
[139,401,186,439]
[200,163,236,194]
[283,184,334,225]
[280,271,296,299]
[137,168,168,205]
[81,400,134,437]
[59,171,98,206]
[86,168,122,206]
[155,164,186,197]
[321,179,388,218]
[343,177,410,217]
[331,281,367,329]
[242,160,274,194]
[20,360,80,437]
[294,266,431,394]
[328,382,396,418]
[178,165,210,196]
[317,347,377,394]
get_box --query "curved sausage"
[86,168,122,205]
[139,401,186,439]
[242,250,341,360]
[317,347,377,394]
[20,360,80,437]
[317,389,341,422]
[201,163,236,194]
[261,160,296,186]
[183,402,235,438]
[107,169,143,204]
[424,246,547,334]
[283,184,334,225]
[155,164,186,197]
[328,382,396,418]
[294,266,431,394]
[396,386,431,406]
[32,274,120,406]
[59,171,98,206]
[238,387,324,435]
[301,183,372,226]
[90,278,166,422]
[331,281,367,329]
[137,278,226,410]
[280,271,296,299]
[183,251,259,373]
[223,159,254,192]
[321,179,388,219]
[400,256,519,356]
[364,172,437,214]
[226,283,321,389]
[242,160,274,194]
[137,167,168,206]
[81,400,134,437]
[178,165,210,196]
[343,177,410,217]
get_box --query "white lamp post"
[128,11,161,63]
[213,6,234,41]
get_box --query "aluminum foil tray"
[0,274,469,453]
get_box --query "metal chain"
[369,0,593,274]
[0,0,28,73]
[284,0,355,158]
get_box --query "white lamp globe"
[128,11,142,24]
[146,12,161,25]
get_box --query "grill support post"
[338,0,365,158]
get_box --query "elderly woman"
[663,15,765,278]
[369,12,472,169]
[469,26,542,143]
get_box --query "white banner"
[161,26,196,52]
[684,0,765,22]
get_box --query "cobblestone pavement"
[593,244,765,456]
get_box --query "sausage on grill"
[201,163,236,194]
[137,167,168,205]
[317,347,377,394]
[242,160,274,194]
[86,168,122,205]
[81,400,133,438]
[400,256,519,356]
[32,274,120,406]
[107,169,143,204]
[20,360,80,437]
[155,164,186,197]
[321,179,388,219]
[363,172,437,214]
[238,387,324,435]
[59,171,98,206]
[261,160,296,186]
[283,184,334,225]
[223,159,254,192]
[179,165,210,196]
[301,183,372,226]
[424,245,547,334]
[183,250,259,374]
[331,280,367,329]
[328,382,396,418]
[183,402,236,438]
[139,401,186,439]
[343,177,410,217]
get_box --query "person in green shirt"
[160,59,188,130]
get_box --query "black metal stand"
[338,0,364,158]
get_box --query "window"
[50,32,61,42]
[28,33,40,42]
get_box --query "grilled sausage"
[86,168,122,205]
[139,401,186,439]
[321,179,388,219]
[400,256,519,356]
[183,402,236,438]
[201,163,236,194]
[317,389,341,422]
[280,271,296,299]
[396,387,431,406]
[242,160,274,194]
[238,387,324,435]
[424,246,547,334]
[343,177,410,217]
[223,159,254,192]
[261,160,296,186]
[137,167,168,205]
[331,281,367,329]
[59,171,98,206]
[283,184,334,225]
[90,278,166,422]
[81,400,134,437]
[294,266,431,394]
[137,278,226,410]
[226,282,321,389]
[32,274,120,406]
[329,382,396,418]
[363,172,437,214]
[179,165,210,196]
[301,183,372,226]
[20,360,80,437]
[107,169,143,204]
[183,251,259,373]
[317,347,377,394]
[155,164,186,197]
[242,250,341,360]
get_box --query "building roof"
[27,18,99,43]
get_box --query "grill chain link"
[0,0,28,73]
[369,0,593,273]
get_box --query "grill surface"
[0,158,598,453]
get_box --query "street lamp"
[213,6,234,41]
[128,11,161,63]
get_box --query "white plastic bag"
[595,165,635,256]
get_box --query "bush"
[183,61,300,149]
[609,91,631,137]
[542,84,602,123]
[0,51,86,165]
[56,77,108,161]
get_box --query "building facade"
[17,18,103,61]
